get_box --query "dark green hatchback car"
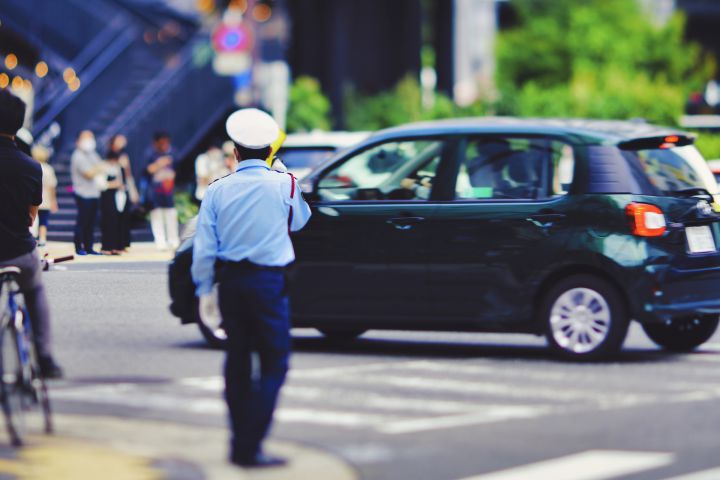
[170,118,720,359]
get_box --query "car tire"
[318,328,366,340]
[642,316,719,352]
[540,274,629,360]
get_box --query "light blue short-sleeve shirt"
[191,160,312,296]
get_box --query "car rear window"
[621,145,719,196]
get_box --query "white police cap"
[225,108,279,149]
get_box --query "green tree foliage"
[286,76,332,132]
[496,0,715,125]
[174,191,198,225]
[344,75,485,131]
[694,132,720,160]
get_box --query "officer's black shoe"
[38,356,64,379]
[231,453,287,468]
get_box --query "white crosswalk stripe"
[378,406,551,435]
[456,450,674,480]
[663,467,720,480]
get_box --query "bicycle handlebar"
[49,255,74,264]
[41,254,74,271]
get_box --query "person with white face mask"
[70,130,105,255]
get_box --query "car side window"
[552,142,575,196]
[454,137,574,200]
[317,139,444,201]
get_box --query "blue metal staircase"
[2,0,236,243]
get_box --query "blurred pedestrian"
[15,128,33,156]
[194,142,230,202]
[107,134,138,251]
[223,140,238,172]
[98,152,125,255]
[191,109,311,468]
[144,131,179,250]
[70,130,105,255]
[31,145,57,247]
[0,89,63,378]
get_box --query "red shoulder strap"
[287,173,295,232]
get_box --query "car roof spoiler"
[618,134,695,150]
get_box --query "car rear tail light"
[626,203,666,237]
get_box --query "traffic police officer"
[191,108,311,468]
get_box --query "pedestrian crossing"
[49,353,720,479]
[52,355,720,435]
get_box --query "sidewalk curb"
[1,414,358,480]
[42,242,173,264]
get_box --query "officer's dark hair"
[153,130,171,142]
[0,90,26,136]
[234,143,272,162]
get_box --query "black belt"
[217,259,286,272]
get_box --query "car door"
[424,135,576,327]
[291,137,455,324]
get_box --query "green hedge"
[286,76,332,133]
[695,133,720,160]
[344,75,485,131]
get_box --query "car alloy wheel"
[542,274,629,360]
[550,288,611,355]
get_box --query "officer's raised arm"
[290,179,312,232]
[191,187,218,296]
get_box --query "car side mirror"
[299,178,314,194]
[299,178,321,202]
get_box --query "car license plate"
[686,225,716,254]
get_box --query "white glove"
[271,158,288,173]
[198,292,222,331]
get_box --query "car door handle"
[527,213,566,228]
[387,217,425,230]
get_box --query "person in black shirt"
[0,90,62,379]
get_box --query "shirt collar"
[236,159,270,172]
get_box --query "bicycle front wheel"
[0,323,27,447]
[26,312,52,435]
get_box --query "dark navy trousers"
[217,264,290,459]
[74,195,98,253]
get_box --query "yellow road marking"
[0,436,163,480]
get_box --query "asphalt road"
[40,261,720,480]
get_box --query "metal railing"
[32,28,137,135]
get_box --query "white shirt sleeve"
[192,186,220,295]
[289,176,312,232]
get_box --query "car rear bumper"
[636,264,720,322]
[644,299,720,319]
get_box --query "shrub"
[496,0,715,125]
[344,75,486,131]
[286,76,331,133]
[695,133,720,160]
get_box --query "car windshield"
[622,145,719,196]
